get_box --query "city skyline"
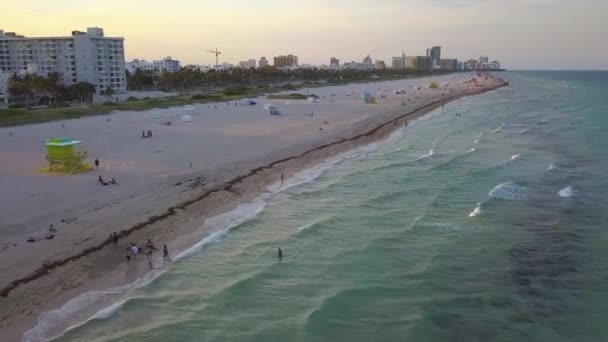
[3,0,608,70]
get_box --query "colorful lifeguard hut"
[363,92,376,104]
[43,137,91,174]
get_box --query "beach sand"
[0,72,507,341]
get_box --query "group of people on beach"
[117,235,171,269]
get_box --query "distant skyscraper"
[426,46,441,69]
[392,51,407,69]
[273,54,298,67]
[330,57,339,67]
[439,59,457,70]
[412,56,432,71]
[259,56,269,68]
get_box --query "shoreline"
[1,73,508,341]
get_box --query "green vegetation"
[267,93,311,100]
[1,67,456,127]
[222,85,250,96]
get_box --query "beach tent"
[43,137,91,174]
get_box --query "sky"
[3,0,607,70]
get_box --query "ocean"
[39,71,608,341]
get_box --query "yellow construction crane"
[207,48,222,65]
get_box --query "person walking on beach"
[94,158,100,169]
[280,173,284,186]
[126,247,131,263]
[131,243,139,260]
[111,232,118,246]
[278,248,283,260]
[147,249,154,269]
[147,238,158,251]
[163,244,171,262]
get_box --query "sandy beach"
[0,72,507,341]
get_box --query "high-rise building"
[439,58,458,70]
[259,56,269,68]
[330,57,339,67]
[392,56,404,69]
[464,59,479,70]
[273,54,298,67]
[362,54,373,66]
[426,46,441,69]
[238,59,256,69]
[392,52,407,69]
[412,56,432,71]
[479,56,489,64]
[374,60,386,70]
[0,27,126,94]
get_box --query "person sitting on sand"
[142,130,146,139]
[27,235,37,242]
[49,224,57,233]
[98,175,104,184]
[110,178,117,185]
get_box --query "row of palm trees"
[7,73,116,108]
[128,66,441,95]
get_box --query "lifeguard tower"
[43,137,91,174]
[363,92,376,104]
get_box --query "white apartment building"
[238,59,256,69]
[126,56,180,74]
[0,27,125,95]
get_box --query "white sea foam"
[510,154,521,160]
[473,132,483,145]
[416,149,435,161]
[469,202,483,217]
[417,221,456,229]
[488,182,528,200]
[468,148,477,153]
[558,186,579,198]
[547,163,559,171]
[492,123,504,133]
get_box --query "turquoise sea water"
[52,71,608,342]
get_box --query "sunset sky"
[3,0,607,70]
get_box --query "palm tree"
[101,86,115,102]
